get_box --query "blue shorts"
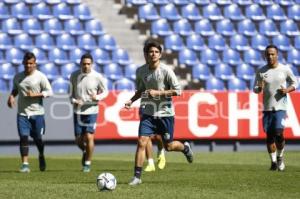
[138,115,174,143]
[263,110,286,134]
[17,114,45,139]
[73,114,98,136]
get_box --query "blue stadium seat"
[22,18,43,35]
[231,0,252,6]
[181,3,202,21]
[11,2,31,19]
[32,47,48,64]
[222,49,243,66]
[214,63,235,80]
[138,4,160,22]
[253,0,273,6]
[6,48,23,65]
[39,63,59,80]
[103,63,123,80]
[173,19,194,36]
[288,65,299,76]
[202,4,223,21]
[77,33,97,51]
[1,18,23,35]
[205,77,225,91]
[266,4,287,21]
[48,48,69,65]
[73,4,93,20]
[61,63,79,78]
[178,48,199,66]
[98,34,118,51]
[273,0,295,6]
[52,3,73,20]
[287,4,300,22]
[272,35,291,52]
[227,78,248,91]
[245,4,266,21]
[35,33,55,50]
[151,19,173,37]
[237,19,257,37]
[170,0,189,6]
[259,19,279,37]
[24,0,42,4]
[0,2,10,19]
[160,3,181,21]
[189,0,209,5]
[51,77,69,94]
[69,48,86,64]
[43,18,64,35]
[186,34,206,52]
[208,34,227,51]
[211,0,232,5]
[84,19,105,36]
[194,19,215,37]
[124,63,138,80]
[90,48,110,65]
[125,0,147,7]
[295,36,300,50]
[192,63,211,80]
[287,49,300,65]
[14,33,34,50]
[236,63,255,80]
[114,78,135,91]
[64,18,85,36]
[230,34,250,52]
[164,34,185,52]
[32,2,52,20]
[0,63,15,80]
[243,49,264,67]
[280,20,300,37]
[45,0,61,4]
[251,34,269,51]
[0,33,13,50]
[216,19,236,37]
[148,0,169,6]
[56,33,77,50]
[112,48,131,66]
[223,4,244,21]
[0,79,9,93]
[65,0,83,5]
[200,48,220,65]
[0,50,4,64]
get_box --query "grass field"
[0,151,299,199]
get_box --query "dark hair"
[143,39,162,54]
[80,53,93,63]
[22,52,36,63]
[265,44,278,53]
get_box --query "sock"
[277,148,284,158]
[269,151,277,162]
[134,166,142,178]
[148,158,154,166]
[34,139,44,155]
[85,161,91,166]
[23,162,29,165]
[158,148,165,157]
[182,144,189,154]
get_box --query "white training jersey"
[136,63,181,117]
[70,69,108,115]
[12,70,53,116]
[253,63,298,111]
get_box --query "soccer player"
[69,53,108,172]
[7,52,53,173]
[125,40,193,185]
[253,45,298,171]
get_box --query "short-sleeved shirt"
[12,70,53,116]
[70,69,107,115]
[253,63,298,111]
[135,63,181,117]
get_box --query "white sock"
[85,161,91,165]
[277,148,284,158]
[269,152,277,162]
[158,148,165,157]
[148,158,154,166]
[23,162,29,165]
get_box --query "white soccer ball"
[96,172,117,191]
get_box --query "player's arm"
[278,68,299,94]
[7,89,18,108]
[253,72,264,94]
[90,76,109,102]
[125,90,142,109]
[27,75,53,98]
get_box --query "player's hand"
[7,95,15,108]
[26,90,35,97]
[74,99,84,106]
[146,89,160,97]
[124,100,132,109]
[90,94,97,101]
[278,86,289,94]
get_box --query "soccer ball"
[96,172,117,191]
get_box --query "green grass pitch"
[0,152,299,199]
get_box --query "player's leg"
[263,111,277,170]
[274,110,287,171]
[155,135,166,169]
[73,113,87,168]
[144,138,155,172]
[17,115,30,173]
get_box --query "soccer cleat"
[144,164,155,172]
[128,177,142,186]
[82,165,91,173]
[183,142,193,163]
[81,151,86,166]
[19,164,30,173]
[39,155,46,172]
[269,162,278,171]
[277,157,285,171]
[157,154,166,170]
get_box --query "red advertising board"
[95,91,300,140]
